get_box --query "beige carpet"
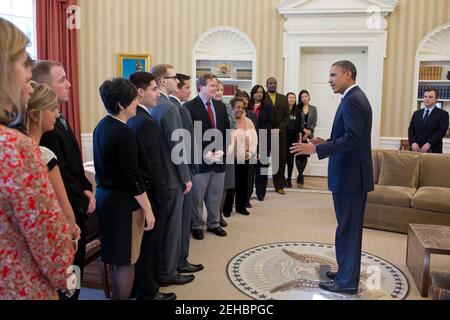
[160,190,450,300]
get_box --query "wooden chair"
[83,164,111,298]
[84,212,111,299]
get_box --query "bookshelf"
[195,59,254,102]
[413,23,450,139]
[192,26,256,105]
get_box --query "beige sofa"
[364,150,450,234]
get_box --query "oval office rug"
[227,242,409,300]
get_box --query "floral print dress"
[0,125,74,300]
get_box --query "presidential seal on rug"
[227,242,409,300]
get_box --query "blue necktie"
[422,109,430,128]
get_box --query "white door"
[298,47,368,177]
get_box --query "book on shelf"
[236,69,252,80]
[223,84,237,96]
[196,68,211,78]
[418,84,450,100]
[419,65,443,80]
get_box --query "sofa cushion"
[412,187,450,214]
[378,152,420,188]
[419,153,450,189]
[368,185,416,208]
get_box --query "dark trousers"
[273,130,287,190]
[286,130,297,180]
[296,157,308,180]
[134,200,166,299]
[246,164,256,204]
[223,188,234,214]
[255,161,269,199]
[224,161,249,212]
[332,193,368,288]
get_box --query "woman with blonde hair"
[26,81,81,247]
[0,18,74,300]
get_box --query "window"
[0,0,36,58]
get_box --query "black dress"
[93,116,150,266]
[298,112,310,159]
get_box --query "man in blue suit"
[291,60,374,294]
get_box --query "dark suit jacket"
[127,106,170,207]
[408,107,449,154]
[40,117,92,215]
[265,93,289,133]
[316,86,374,194]
[185,96,230,173]
[169,96,199,178]
[149,94,191,190]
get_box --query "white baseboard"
[379,137,403,150]
[81,133,93,163]
[379,137,450,154]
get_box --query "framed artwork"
[117,53,151,78]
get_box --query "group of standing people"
[2,15,380,299]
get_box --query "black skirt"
[96,187,145,266]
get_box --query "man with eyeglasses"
[149,64,194,287]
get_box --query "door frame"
[283,33,386,150]
[299,46,369,177]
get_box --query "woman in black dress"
[296,90,318,186]
[94,78,155,300]
[248,85,275,202]
[285,92,300,188]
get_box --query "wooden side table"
[406,224,450,297]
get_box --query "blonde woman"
[26,81,81,247]
[0,18,74,300]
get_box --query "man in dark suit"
[128,72,176,300]
[169,73,204,274]
[148,64,194,287]
[32,61,96,300]
[265,77,289,195]
[185,74,230,240]
[292,60,374,294]
[408,88,449,154]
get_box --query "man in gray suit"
[185,74,230,240]
[149,64,194,286]
[169,73,204,274]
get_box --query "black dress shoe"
[319,281,358,295]
[206,227,227,237]
[245,203,252,208]
[286,180,293,188]
[160,274,195,287]
[326,271,338,280]
[220,217,228,227]
[223,211,231,217]
[177,262,204,274]
[257,196,265,202]
[152,292,177,300]
[192,229,204,240]
[236,208,250,216]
